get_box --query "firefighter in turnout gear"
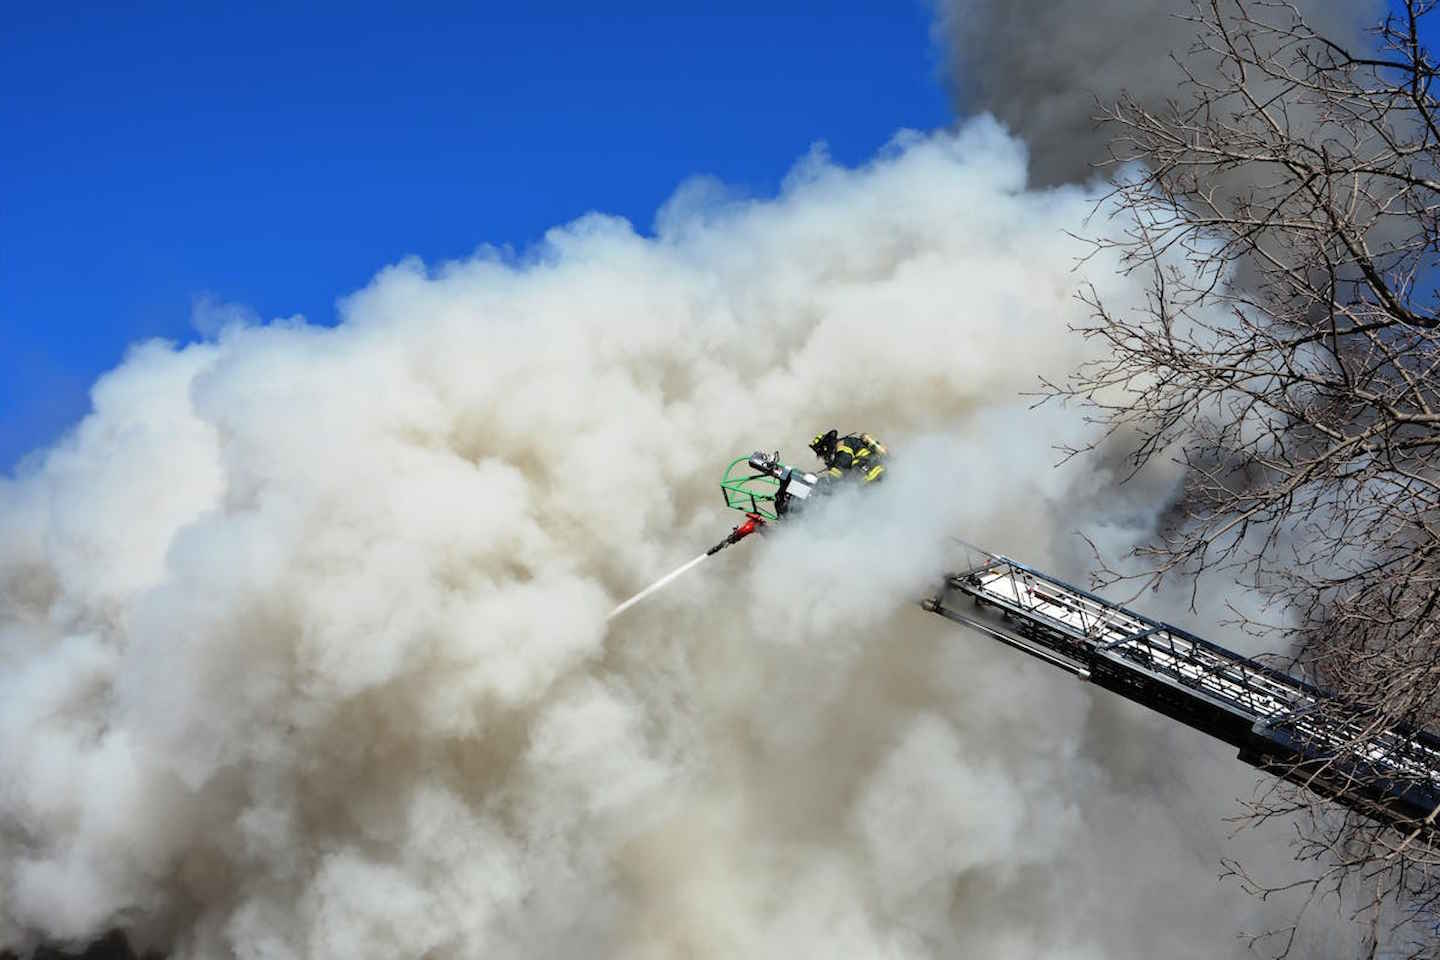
[809,429,887,485]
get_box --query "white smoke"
[0,120,1365,958]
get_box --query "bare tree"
[1048,0,1440,953]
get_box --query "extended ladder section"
[922,549,1440,837]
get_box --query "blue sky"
[2,3,950,470]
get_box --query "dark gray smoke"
[935,0,1380,186]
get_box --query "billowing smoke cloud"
[934,0,1380,186]
[1,122,1367,958]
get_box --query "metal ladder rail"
[960,565,1309,722]
[923,554,1440,834]
[962,562,1440,781]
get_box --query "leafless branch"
[1049,0,1440,953]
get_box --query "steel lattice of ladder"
[921,546,1440,837]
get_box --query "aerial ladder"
[923,546,1440,838]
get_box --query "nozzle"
[705,513,765,555]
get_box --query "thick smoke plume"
[1,123,1362,957]
[934,0,1379,186]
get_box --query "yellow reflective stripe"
[864,465,885,483]
[854,448,870,459]
[835,443,854,455]
[827,467,843,478]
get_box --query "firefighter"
[809,429,887,485]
